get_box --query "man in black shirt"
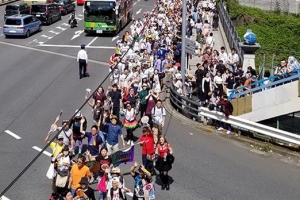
[74,177,96,200]
[215,60,226,74]
[108,84,123,119]
[194,63,206,102]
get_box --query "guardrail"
[218,0,244,65]
[0,0,19,5]
[229,71,300,100]
[169,83,300,146]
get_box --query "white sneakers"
[131,141,134,146]
[127,140,131,145]
[217,127,231,135]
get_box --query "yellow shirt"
[49,142,64,157]
[70,164,91,189]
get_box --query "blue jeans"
[196,28,202,34]
[98,131,106,145]
[220,122,231,131]
[142,154,148,166]
[98,191,107,200]
[71,188,76,197]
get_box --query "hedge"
[224,0,300,71]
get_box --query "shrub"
[225,0,300,72]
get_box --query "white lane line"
[4,130,21,139]
[49,30,60,35]
[78,14,83,17]
[38,44,115,49]
[62,23,69,26]
[41,35,53,39]
[136,8,142,14]
[56,26,66,31]
[86,37,98,47]
[32,146,52,157]
[0,41,110,66]
[2,196,10,200]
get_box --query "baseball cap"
[57,134,64,140]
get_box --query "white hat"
[75,109,81,118]
[112,177,120,183]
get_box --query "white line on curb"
[32,146,52,157]
[4,130,21,139]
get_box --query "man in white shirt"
[151,100,166,144]
[227,47,239,73]
[219,46,228,64]
[77,44,88,79]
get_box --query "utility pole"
[181,0,187,84]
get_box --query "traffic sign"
[185,45,196,55]
[185,38,197,47]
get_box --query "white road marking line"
[136,8,142,14]
[2,196,10,200]
[0,41,110,66]
[4,130,21,139]
[86,37,98,47]
[71,30,84,40]
[112,35,119,42]
[39,42,44,44]
[62,23,69,26]
[56,26,66,31]
[32,146,52,157]
[49,30,60,35]
[126,192,133,197]
[41,35,53,39]
[133,0,140,5]
[38,43,115,49]
[78,14,83,17]
[0,34,3,36]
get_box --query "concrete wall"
[239,81,300,122]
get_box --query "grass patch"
[224,0,300,71]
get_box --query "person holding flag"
[82,125,103,156]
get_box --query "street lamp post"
[180,0,187,84]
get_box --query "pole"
[181,0,187,84]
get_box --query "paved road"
[1,1,300,200]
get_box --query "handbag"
[46,163,57,180]
[97,175,107,192]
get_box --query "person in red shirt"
[139,126,155,167]
[155,135,173,191]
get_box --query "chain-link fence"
[238,0,300,14]
[260,113,300,134]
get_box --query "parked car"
[76,0,84,6]
[53,0,75,15]
[30,3,61,25]
[4,3,30,19]
[3,14,42,38]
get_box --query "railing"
[169,83,300,146]
[229,69,300,100]
[218,0,244,65]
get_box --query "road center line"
[4,130,21,139]
[32,146,52,157]
[86,37,98,47]
[0,41,110,66]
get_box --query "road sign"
[185,45,196,55]
[185,38,197,47]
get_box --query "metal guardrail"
[218,1,244,65]
[169,84,300,145]
[0,0,19,5]
[229,70,300,100]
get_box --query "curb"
[0,0,20,6]
[218,20,231,51]
[162,87,300,160]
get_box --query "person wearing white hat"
[69,110,87,154]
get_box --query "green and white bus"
[83,0,133,34]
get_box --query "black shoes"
[166,184,170,190]
[161,184,170,190]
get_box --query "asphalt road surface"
[1,1,300,200]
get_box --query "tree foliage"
[225,0,300,71]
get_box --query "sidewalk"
[188,21,231,74]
